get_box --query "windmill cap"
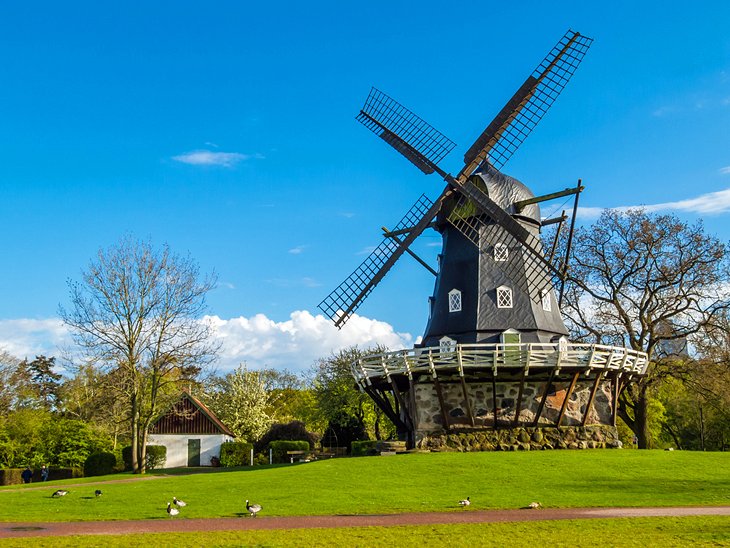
[474,164,541,225]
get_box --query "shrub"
[254,421,318,453]
[0,468,24,486]
[219,442,253,467]
[84,452,117,477]
[122,445,167,470]
[351,440,378,457]
[145,445,166,470]
[269,440,310,463]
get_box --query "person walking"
[21,466,33,484]
[41,465,49,482]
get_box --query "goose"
[173,497,187,507]
[527,501,542,509]
[95,490,103,497]
[166,502,179,517]
[458,496,470,507]
[245,500,262,517]
[51,490,69,498]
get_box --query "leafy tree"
[0,350,23,414]
[17,356,62,411]
[562,210,730,448]
[205,365,278,442]
[311,346,395,443]
[60,236,218,473]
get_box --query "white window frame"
[541,289,552,312]
[439,336,456,353]
[448,289,462,313]
[494,243,509,262]
[496,285,513,309]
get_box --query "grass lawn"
[0,450,728,523]
[1,517,729,547]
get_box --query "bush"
[84,452,117,477]
[0,468,24,486]
[351,440,378,457]
[269,440,310,463]
[254,421,318,453]
[145,445,166,470]
[122,445,167,470]
[219,442,253,467]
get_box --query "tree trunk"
[635,386,650,449]
[130,397,139,473]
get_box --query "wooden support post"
[513,371,527,428]
[457,348,476,427]
[611,374,622,427]
[429,351,450,431]
[557,371,580,426]
[532,369,556,427]
[491,374,498,429]
[581,371,604,426]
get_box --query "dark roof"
[150,391,235,437]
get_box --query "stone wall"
[412,378,614,434]
[416,425,621,451]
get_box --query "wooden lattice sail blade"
[319,194,441,328]
[357,88,456,175]
[460,29,593,177]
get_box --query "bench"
[286,450,312,463]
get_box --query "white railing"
[352,342,649,386]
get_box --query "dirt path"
[2,506,729,538]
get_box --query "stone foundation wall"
[416,425,621,451]
[413,379,613,433]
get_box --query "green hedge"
[122,445,167,470]
[269,440,310,463]
[351,440,378,457]
[220,442,254,467]
[84,452,117,477]
[0,467,83,486]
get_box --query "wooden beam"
[557,371,580,426]
[581,371,604,426]
[382,226,438,276]
[512,373,527,428]
[457,348,476,427]
[514,185,584,212]
[492,374,499,429]
[611,374,621,427]
[532,369,556,427]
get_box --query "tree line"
[2,209,729,473]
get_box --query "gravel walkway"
[1,506,729,538]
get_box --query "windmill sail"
[460,30,593,178]
[318,194,442,328]
[357,88,456,175]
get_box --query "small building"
[148,391,235,468]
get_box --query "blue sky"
[1,1,729,371]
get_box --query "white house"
[148,391,235,468]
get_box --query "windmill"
[318,30,648,448]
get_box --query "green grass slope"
[1,450,728,523]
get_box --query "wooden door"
[187,439,201,467]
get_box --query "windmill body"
[421,165,569,349]
[319,30,649,448]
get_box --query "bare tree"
[561,209,729,448]
[60,236,219,472]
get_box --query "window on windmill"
[496,286,513,308]
[494,243,509,262]
[541,289,551,312]
[439,336,456,353]
[448,289,462,313]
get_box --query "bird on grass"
[95,490,102,497]
[245,500,262,517]
[166,503,179,517]
[458,497,470,507]
[51,490,69,498]
[173,497,187,507]
[523,501,543,509]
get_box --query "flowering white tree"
[206,365,279,442]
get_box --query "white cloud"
[0,318,71,360]
[0,312,413,375]
[719,166,730,175]
[578,187,730,220]
[288,245,307,255]
[172,150,260,167]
